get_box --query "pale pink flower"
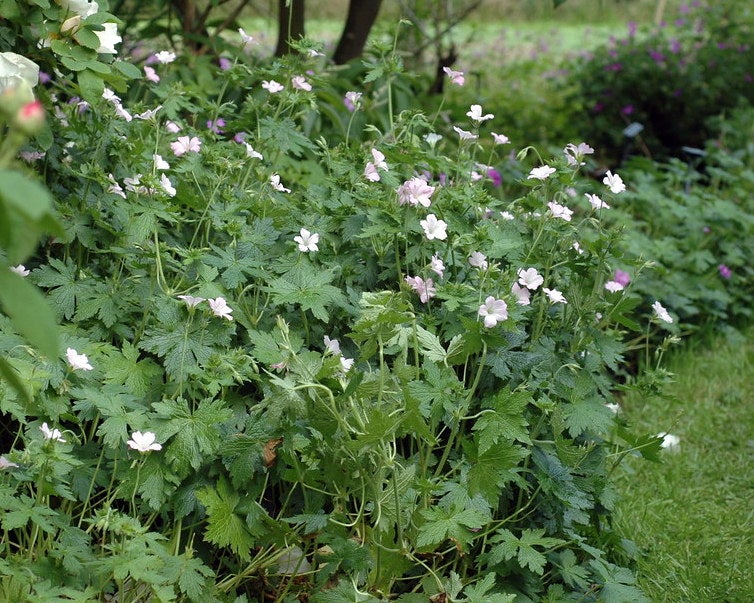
[291,75,312,91]
[547,201,573,222]
[0,456,18,469]
[528,165,556,180]
[511,282,531,305]
[262,79,284,93]
[604,281,624,292]
[154,50,176,64]
[563,142,594,166]
[468,251,488,270]
[344,91,362,111]
[478,296,508,327]
[40,422,66,443]
[10,265,30,277]
[652,301,673,323]
[491,132,510,145]
[603,170,626,193]
[518,267,544,290]
[430,254,445,278]
[543,287,567,304]
[178,295,205,308]
[107,174,126,198]
[585,193,610,210]
[166,120,181,133]
[113,103,132,122]
[405,275,436,303]
[127,431,162,452]
[170,136,201,156]
[614,270,631,286]
[466,104,494,122]
[66,347,93,371]
[453,126,478,141]
[420,214,448,241]
[364,149,388,181]
[339,357,354,372]
[238,28,255,50]
[208,297,233,320]
[442,66,465,85]
[294,228,319,252]
[270,173,291,193]
[397,177,435,207]
[144,66,160,82]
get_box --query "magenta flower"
[614,270,631,286]
[219,57,232,70]
[487,168,502,187]
[405,276,436,304]
[718,264,732,279]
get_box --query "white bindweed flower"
[528,165,557,180]
[66,347,93,371]
[294,228,319,252]
[603,170,626,193]
[95,22,121,54]
[518,267,544,291]
[420,214,448,241]
[40,422,66,443]
[10,264,29,277]
[478,296,508,328]
[466,104,494,122]
[652,301,674,323]
[178,294,205,308]
[543,287,567,304]
[208,297,233,320]
[127,430,162,452]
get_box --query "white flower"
[420,214,448,241]
[166,120,181,133]
[543,287,567,304]
[364,162,380,182]
[603,170,626,193]
[107,174,126,198]
[518,267,544,290]
[153,154,170,170]
[238,27,255,50]
[102,88,120,103]
[658,432,680,451]
[511,282,531,306]
[547,201,573,222]
[397,177,435,207]
[291,75,312,91]
[144,66,160,82]
[604,281,624,293]
[154,50,176,64]
[563,142,594,166]
[159,173,176,197]
[178,294,205,308]
[466,104,494,122]
[442,66,464,85]
[208,297,233,320]
[0,51,40,98]
[294,228,319,252]
[324,336,341,355]
[94,22,121,54]
[585,193,610,210]
[113,103,132,122]
[478,296,508,328]
[40,422,66,443]
[262,79,284,93]
[339,357,354,372]
[269,173,290,193]
[66,347,93,371]
[500,211,515,220]
[605,402,621,414]
[424,133,442,146]
[244,143,263,160]
[10,264,30,277]
[60,0,98,18]
[652,301,673,323]
[430,254,445,278]
[528,165,556,180]
[127,430,162,452]
[370,148,388,171]
[468,251,488,270]
[572,241,584,254]
[491,132,510,145]
[135,106,162,120]
[0,456,19,469]
[453,126,477,141]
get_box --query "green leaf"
[0,357,32,404]
[416,504,488,550]
[112,60,142,79]
[473,388,532,454]
[266,263,348,323]
[77,69,105,103]
[196,477,257,561]
[73,26,101,50]
[0,268,59,358]
[486,529,564,575]
[311,579,379,603]
[461,573,515,603]
[0,168,55,221]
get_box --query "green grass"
[615,329,754,601]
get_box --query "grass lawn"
[615,329,754,601]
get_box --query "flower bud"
[13,100,45,135]
[0,81,35,117]
[60,15,82,34]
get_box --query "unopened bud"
[13,100,45,135]
[60,15,82,34]
[0,81,34,116]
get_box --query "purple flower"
[627,21,637,36]
[718,264,732,279]
[621,104,634,115]
[649,49,665,63]
[219,57,232,70]
[669,39,681,53]
[233,132,247,143]
[487,168,502,187]
[38,71,51,84]
[614,270,631,287]
[206,118,226,134]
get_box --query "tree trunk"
[332,0,383,65]
[170,0,209,53]
[275,0,306,57]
